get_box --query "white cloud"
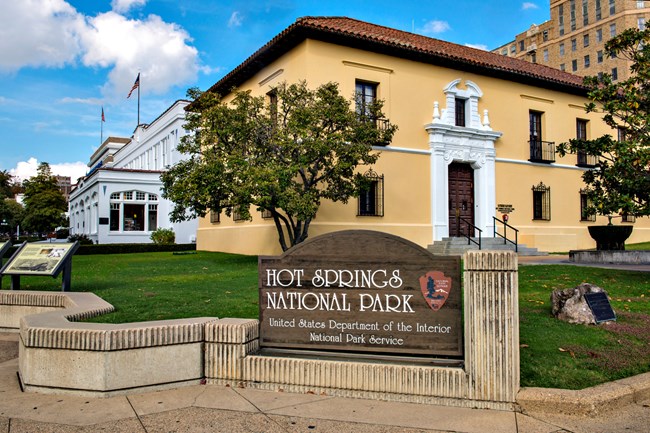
[465,43,488,51]
[80,12,200,96]
[0,1,204,97]
[111,0,147,14]
[420,20,451,35]
[228,11,243,28]
[0,0,84,71]
[9,158,88,183]
[522,2,539,10]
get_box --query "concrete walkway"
[518,254,650,272]
[1,333,649,432]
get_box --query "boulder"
[551,283,608,325]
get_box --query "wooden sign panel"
[259,231,462,357]
[1,242,78,276]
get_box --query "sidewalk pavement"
[1,333,649,433]
[518,254,650,272]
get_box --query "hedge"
[2,243,196,258]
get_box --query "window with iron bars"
[532,182,551,221]
[358,170,384,217]
[210,211,220,224]
[232,206,246,222]
[621,214,636,223]
[580,189,596,221]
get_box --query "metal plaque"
[584,292,616,323]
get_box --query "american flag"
[127,73,140,99]
[101,107,105,122]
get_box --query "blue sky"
[0,0,550,182]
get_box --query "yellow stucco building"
[196,16,648,255]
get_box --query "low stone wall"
[570,250,650,264]
[0,290,216,396]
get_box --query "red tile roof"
[207,16,586,97]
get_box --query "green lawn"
[2,251,648,390]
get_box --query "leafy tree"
[22,162,67,235]
[162,81,396,251]
[0,170,14,199]
[558,28,650,219]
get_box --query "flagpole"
[137,75,141,127]
[100,107,104,145]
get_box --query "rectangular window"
[576,119,597,166]
[584,54,591,67]
[622,214,636,223]
[455,98,466,127]
[531,52,537,63]
[543,30,549,41]
[529,111,556,163]
[148,204,158,231]
[639,17,646,30]
[110,203,120,231]
[560,42,565,56]
[543,49,549,62]
[261,209,273,219]
[232,207,245,222]
[596,0,602,20]
[560,63,566,71]
[358,171,384,217]
[638,1,645,8]
[609,0,615,15]
[612,67,618,80]
[610,23,616,37]
[136,191,146,201]
[148,194,158,201]
[583,0,589,25]
[110,192,120,200]
[596,28,603,42]
[618,127,627,142]
[510,44,516,53]
[597,50,603,63]
[123,204,144,231]
[559,4,565,35]
[355,80,377,119]
[519,40,525,51]
[267,90,278,124]
[584,34,590,47]
[580,190,596,221]
[572,59,578,71]
[532,182,551,221]
[571,38,577,51]
[210,210,220,224]
[570,0,576,31]
[123,191,133,201]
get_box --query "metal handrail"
[459,217,482,249]
[493,217,519,252]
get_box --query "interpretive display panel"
[2,243,77,276]
[0,242,10,258]
[259,231,462,357]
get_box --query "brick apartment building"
[493,0,649,80]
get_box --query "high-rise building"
[493,0,650,80]
[55,175,72,201]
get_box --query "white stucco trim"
[425,80,502,242]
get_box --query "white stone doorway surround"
[424,79,502,241]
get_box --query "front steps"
[428,237,548,256]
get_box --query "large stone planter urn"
[588,225,633,250]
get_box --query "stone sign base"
[2,250,519,410]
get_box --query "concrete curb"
[517,371,650,416]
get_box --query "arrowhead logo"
[419,271,452,311]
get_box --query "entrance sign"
[496,204,515,214]
[259,230,462,357]
[0,242,80,291]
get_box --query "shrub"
[68,234,94,245]
[150,228,175,245]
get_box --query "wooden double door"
[448,162,475,237]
